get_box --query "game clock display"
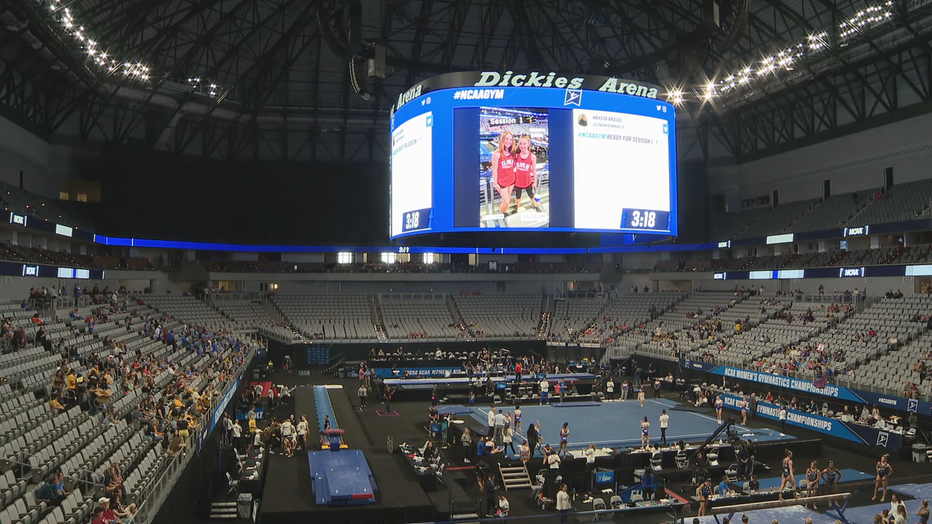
[622,209,670,231]
[390,82,677,239]
[402,207,432,233]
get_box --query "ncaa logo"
[907,398,919,413]
[564,89,582,106]
[876,432,889,448]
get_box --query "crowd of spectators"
[0,289,260,523]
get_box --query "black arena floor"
[254,370,931,524]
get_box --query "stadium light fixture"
[704,0,893,104]
[41,0,223,98]
[35,0,901,109]
[666,90,685,105]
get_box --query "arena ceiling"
[0,0,931,162]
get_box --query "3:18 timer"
[401,207,432,233]
[622,208,670,231]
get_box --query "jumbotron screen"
[390,71,678,240]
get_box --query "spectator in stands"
[50,392,67,412]
[11,326,26,351]
[97,497,123,524]
[104,463,124,497]
[167,436,186,458]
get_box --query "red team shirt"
[497,153,516,187]
[514,153,534,188]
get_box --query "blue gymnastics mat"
[307,450,377,506]
[693,505,837,524]
[467,400,795,450]
[827,502,895,524]
[434,405,474,416]
[891,483,932,499]
[753,469,874,491]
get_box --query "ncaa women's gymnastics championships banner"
[682,360,931,415]
[718,393,903,452]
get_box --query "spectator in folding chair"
[36,474,62,505]
[97,497,123,524]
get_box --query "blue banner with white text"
[373,367,461,378]
[682,361,931,415]
[719,393,903,451]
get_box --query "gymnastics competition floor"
[463,398,795,451]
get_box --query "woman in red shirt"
[512,135,540,212]
[491,130,517,215]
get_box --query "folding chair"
[592,497,607,521]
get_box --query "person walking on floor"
[357,384,367,410]
[482,475,496,517]
[556,483,572,524]
[231,419,242,453]
[461,427,473,464]
[502,424,516,456]
[383,386,393,413]
[527,421,539,458]
[539,376,550,405]
[659,409,670,445]
[487,407,496,439]
[297,415,308,451]
[494,409,506,445]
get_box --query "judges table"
[237,446,267,495]
[399,443,440,491]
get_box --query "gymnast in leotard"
[778,449,795,501]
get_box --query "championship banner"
[719,393,903,452]
[372,367,460,379]
[682,361,931,415]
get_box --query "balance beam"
[711,492,851,514]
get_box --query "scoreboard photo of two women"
[389,81,677,239]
